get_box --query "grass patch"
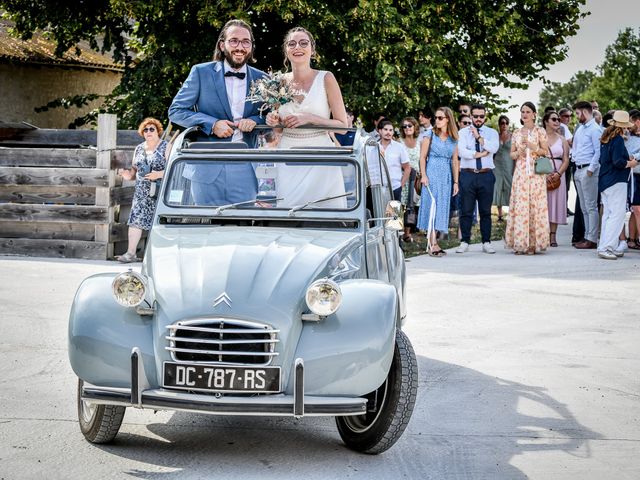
[402,210,507,258]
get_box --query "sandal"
[428,247,446,257]
[550,232,558,247]
[627,238,640,250]
[117,252,139,263]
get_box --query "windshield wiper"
[287,192,353,216]
[214,197,282,215]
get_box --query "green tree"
[538,70,596,112]
[2,0,586,128]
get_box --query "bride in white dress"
[266,27,349,208]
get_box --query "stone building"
[0,21,123,129]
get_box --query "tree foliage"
[2,0,586,128]
[539,28,640,114]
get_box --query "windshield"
[164,158,359,211]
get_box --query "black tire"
[336,329,418,454]
[77,379,126,443]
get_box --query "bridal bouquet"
[247,71,304,116]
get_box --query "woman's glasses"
[286,39,311,49]
[461,120,471,126]
[499,122,508,126]
[401,124,413,129]
[143,127,156,133]
[226,38,252,49]
[549,117,560,122]
[434,115,446,121]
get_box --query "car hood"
[144,226,362,319]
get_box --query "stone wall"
[0,62,121,129]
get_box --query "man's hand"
[213,120,235,138]
[237,119,257,132]
[587,170,593,177]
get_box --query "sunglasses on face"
[401,124,413,129]
[434,115,446,121]
[462,121,471,126]
[549,117,560,122]
[286,39,311,49]
[143,127,156,133]
[459,109,469,114]
[472,114,485,119]
[499,121,508,126]
[561,114,571,118]
[226,38,252,49]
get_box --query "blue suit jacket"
[168,61,267,147]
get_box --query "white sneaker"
[597,250,618,260]
[482,242,496,254]
[612,250,624,258]
[456,241,469,253]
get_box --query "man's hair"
[558,107,572,116]
[629,109,640,121]
[572,100,592,112]
[418,106,433,119]
[377,120,393,131]
[471,103,486,113]
[214,19,256,63]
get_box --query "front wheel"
[336,329,418,454]
[77,379,126,443]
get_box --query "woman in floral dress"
[505,102,550,254]
[116,118,168,262]
[417,107,459,256]
[400,116,421,242]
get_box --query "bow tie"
[224,70,246,80]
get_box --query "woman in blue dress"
[417,107,459,256]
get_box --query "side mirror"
[384,200,404,231]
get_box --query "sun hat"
[607,110,634,128]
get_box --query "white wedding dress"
[275,71,347,208]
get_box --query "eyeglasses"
[549,117,560,122]
[459,109,469,114]
[226,38,252,49]
[286,39,311,49]
[560,114,571,118]
[462,121,471,126]
[472,114,485,119]
[143,127,156,133]
[401,124,413,129]
[434,115,446,121]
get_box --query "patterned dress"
[505,127,550,253]
[417,130,457,233]
[128,140,168,231]
[493,137,513,207]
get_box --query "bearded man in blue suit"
[169,19,268,205]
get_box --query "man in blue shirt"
[571,101,603,249]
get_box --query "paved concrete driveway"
[1,227,638,479]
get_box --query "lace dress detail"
[276,71,346,208]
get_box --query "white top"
[223,60,248,142]
[457,125,500,169]
[366,140,409,190]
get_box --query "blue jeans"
[459,170,495,243]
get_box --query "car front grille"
[165,318,279,365]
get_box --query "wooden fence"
[0,114,142,259]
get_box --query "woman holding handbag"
[417,107,459,256]
[399,116,421,242]
[505,102,550,254]
[542,111,570,247]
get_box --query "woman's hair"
[541,111,559,130]
[434,107,459,141]
[400,116,420,139]
[137,118,163,137]
[519,101,537,125]
[283,27,317,69]
[601,125,624,144]
[213,19,257,63]
[498,115,509,126]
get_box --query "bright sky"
[495,0,640,123]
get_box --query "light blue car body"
[69,131,407,415]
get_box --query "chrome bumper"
[80,348,367,417]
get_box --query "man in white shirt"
[456,104,500,254]
[366,120,410,201]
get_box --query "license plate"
[163,362,280,393]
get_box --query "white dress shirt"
[223,60,247,142]
[366,140,409,189]
[457,125,500,169]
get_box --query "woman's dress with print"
[417,130,457,233]
[128,140,168,231]
[547,136,567,225]
[493,137,513,207]
[401,142,421,205]
[505,127,550,252]
[276,71,346,208]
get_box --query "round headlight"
[112,271,146,307]
[305,279,342,316]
